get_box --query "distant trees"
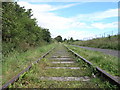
[54,35,62,42]
[54,36,77,43]
[63,38,67,42]
[63,37,76,44]
[2,2,52,55]
[70,37,74,42]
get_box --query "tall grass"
[67,45,119,77]
[10,44,118,88]
[72,35,120,50]
[2,43,56,85]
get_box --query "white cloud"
[62,30,95,40]
[91,22,118,29]
[91,9,118,20]
[74,8,118,22]
[70,22,92,29]
[17,1,80,12]
[50,3,81,11]
[18,1,88,30]
[17,1,118,39]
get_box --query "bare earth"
[72,45,120,58]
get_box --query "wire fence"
[82,30,119,41]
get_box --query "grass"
[66,45,119,77]
[2,43,56,85]
[0,63,2,87]
[71,35,120,50]
[10,44,118,88]
[10,58,117,88]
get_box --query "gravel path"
[72,45,120,58]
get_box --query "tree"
[54,35,62,42]
[75,39,79,41]
[70,37,74,42]
[41,28,51,43]
[64,38,67,42]
[2,2,52,55]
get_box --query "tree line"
[2,2,51,55]
[54,35,77,43]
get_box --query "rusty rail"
[2,47,55,89]
[65,45,120,87]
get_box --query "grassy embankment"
[2,43,56,85]
[71,35,120,50]
[66,45,119,77]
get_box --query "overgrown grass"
[2,43,56,85]
[66,45,119,76]
[71,35,120,50]
[10,44,118,88]
[10,58,117,88]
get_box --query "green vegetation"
[2,2,55,85]
[70,35,120,50]
[2,2,52,56]
[2,43,56,85]
[54,35,63,42]
[10,44,117,88]
[66,45,119,77]
[2,2,119,88]
[63,37,75,44]
[11,59,115,88]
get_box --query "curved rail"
[65,45,120,87]
[2,47,55,90]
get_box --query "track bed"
[10,44,118,88]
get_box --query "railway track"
[2,44,120,89]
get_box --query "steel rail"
[65,45,120,87]
[1,47,55,89]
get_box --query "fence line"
[82,30,119,41]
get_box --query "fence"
[82,30,119,41]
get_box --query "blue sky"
[18,1,118,40]
[49,2,117,16]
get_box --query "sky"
[17,0,118,40]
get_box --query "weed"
[67,45,119,76]
[9,44,119,88]
[58,56,61,58]
[76,58,81,62]
[2,43,56,85]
